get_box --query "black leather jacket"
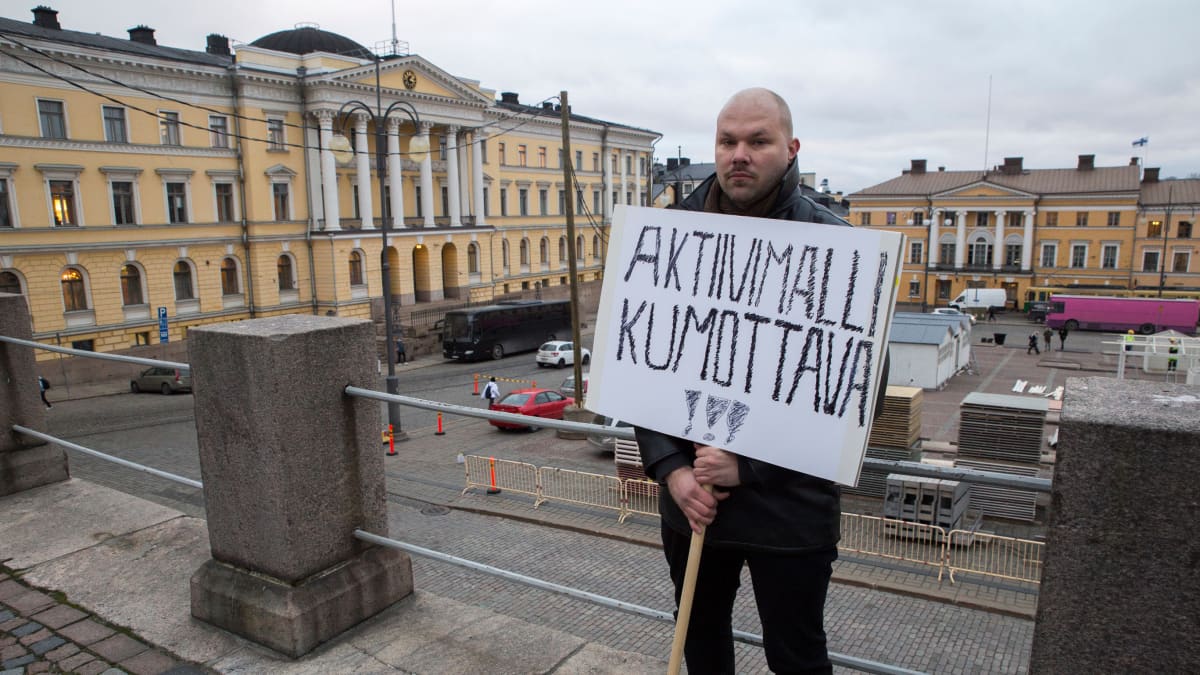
[635,160,885,553]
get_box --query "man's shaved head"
[713,88,799,209]
[719,88,793,140]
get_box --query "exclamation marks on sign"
[704,396,730,442]
[682,390,752,444]
[682,389,701,435]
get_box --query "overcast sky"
[26,0,1200,193]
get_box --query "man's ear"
[788,138,801,162]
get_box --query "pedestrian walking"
[1042,327,1053,352]
[37,375,52,409]
[987,306,996,322]
[395,337,407,364]
[1027,332,1041,355]
[1058,326,1069,351]
[481,376,500,408]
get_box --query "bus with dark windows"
[442,300,572,361]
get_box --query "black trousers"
[662,522,836,674]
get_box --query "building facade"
[0,7,659,356]
[849,157,1200,309]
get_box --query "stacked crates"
[955,392,1047,521]
[846,386,924,498]
[883,473,969,532]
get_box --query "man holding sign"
[630,88,888,673]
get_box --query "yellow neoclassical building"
[0,7,659,356]
[849,157,1200,309]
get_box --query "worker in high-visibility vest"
[1124,330,1135,352]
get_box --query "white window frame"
[173,258,200,314]
[1101,243,1120,270]
[209,115,230,148]
[101,105,129,143]
[909,241,923,264]
[1171,248,1191,273]
[1040,242,1058,268]
[349,249,368,299]
[59,265,96,326]
[277,252,299,303]
[100,167,143,226]
[0,163,21,228]
[0,269,27,295]
[159,110,181,146]
[1070,243,1088,269]
[208,171,240,223]
[1141,248,1161,273]
[119,260,151,321]
[266,166,296,221]
[267,117,286,151]
[36,98,68,139]
[157,169,194,224]
[37,163,85,227]
[220,255,245,308]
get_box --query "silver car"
[587,414,632,453]
[130,366,192,395]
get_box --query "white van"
[949,288,1007,312]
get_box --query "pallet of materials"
[868,386,923,450]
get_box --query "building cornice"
[0,135,238,159]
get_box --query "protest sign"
[588,206,904,486]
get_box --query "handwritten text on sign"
[588,206,904,485]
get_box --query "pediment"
[936,181,1036,199]
[265,164,297,176]
[328,56,492,105]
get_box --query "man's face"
[714,96,800,208]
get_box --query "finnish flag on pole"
[1132,137,1149,147]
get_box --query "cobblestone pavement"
[0,573,206,675]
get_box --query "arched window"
[968,234,993,267]
[173,261,195,300]
[277,254,296,291]
[120,264,145,306]
[467,243,480,274]
[349,250,364,286]
[576,235,585,259]
[502,239,510,269]
[0,270,22,295]
[220,257,240,295]
[520,238,530,265]
[592,234,600,260]
[539,237,549,264]
[61,267,89,311]
[558,236,567,262]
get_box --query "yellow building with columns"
[849,157,1199,309]
[0,6,659,356]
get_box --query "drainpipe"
[229,64,256,317]
[297,66,319,315]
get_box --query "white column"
[634,152,642,206]
[472,130,486,227]
[955,210,967,268]
[1022,210,1035,271]
[353,113,374,229]
[446,125,462,227]
[419,122,434,227]
[316,111,340,232]
[603,151,613,221]
[619,150,628,208]
[993,210,1006,269]
[386,118,404,229]
[928,209,941,265]
[457,131,470,219]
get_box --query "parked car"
[536,341,591,368]
[587,414,633,453]
[559,373,589,400]
[488,388,575,431]
[931,307,976,325]
[130,366,191,395]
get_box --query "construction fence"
[462,455,1044,586]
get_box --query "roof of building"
[0,13,231,67]
[491,98,658,137]
[656,162,716,184]
[888,322,952,346]
[249,26,371,58]
[851,164,1141,198]
[1140,178,1200,207]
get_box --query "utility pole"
[560,91,584,405]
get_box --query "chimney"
[680,157,690,167]
[542,101,554,111]
[938,166,946,172]
[1130,156,1140,166]
[128,25,156,45]
[32,6,60,29]
[1143,167,1160,183]
[1002,157,1024,175]
[1077,154,1095,171]
[499,92,519,104]
[910,159,927,175]
[206,33,230,56]
[666,158,679,170]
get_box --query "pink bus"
[1045,295,1200,334]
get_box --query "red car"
[488,388,575,431]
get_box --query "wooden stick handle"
[667,484,713,675]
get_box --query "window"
[350,251,367,287]
[1045,212,1058,227]
[209,115,229,148]
[501,239,510,269]
[682,184,693,196]
[593,191,600,215]
[220,257,240,294]
[1148,220,1162,237]
[1075,212,1089,227]
[968,237,992,266]
[0,271,21,295]
[912,212,924,226]
[166,183,188,223]
[135,332,151,346]
[1071,244,1087,268]
[50,180,78,227]
[518,145,527,166]
[886,212,897,225]
[1101,244,1118,269]
[482,187,489,216]
[1142,250,1160,272]
[575,150,582,169]
[592,153,599,172]
[173,261,195,300]
[626,191,632,206]
[538,146,547,168]
[112,181,135,225]
[380,183,392,220]
[38,100,66,139]
[214,183,235,222]
[592,234,600,260]
[277,255,295,291]
[1041,244,1057,268]
[539,189,548,215]
[61,268,88,311]
[0,179,12,228]
[940,243,956,265]
[908,280,920,297]
[498,142,506,165]
[499,188,508,216]
[909,241,923,264]
[103,106,127,143]
[539,237,549,264]
[1173,251,1190,273]
[975,212,989,228]
[414,187,422,217]
[441,187,448,216]
[520,238,530,265]
[467,243,480,274]
[266,118,284,150]
[577,235,584,259]
[518,188,528,216]
[1005,244,1022,266]
[558,190,565,214]
[1178,222,1193,239]
[272,183,290,220]
[861,212,872,226]
[160,111,181,145]
[558,236,566,262]
[120,264,145,306]
[1107,211,1121,227]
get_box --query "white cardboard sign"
[588,206,904,486]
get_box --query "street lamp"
[334,57,429,441]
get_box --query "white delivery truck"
[949,288,1007,312]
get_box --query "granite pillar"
[1031,377,1200,673]
[188,315,412,657]
[0,292,68,496]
